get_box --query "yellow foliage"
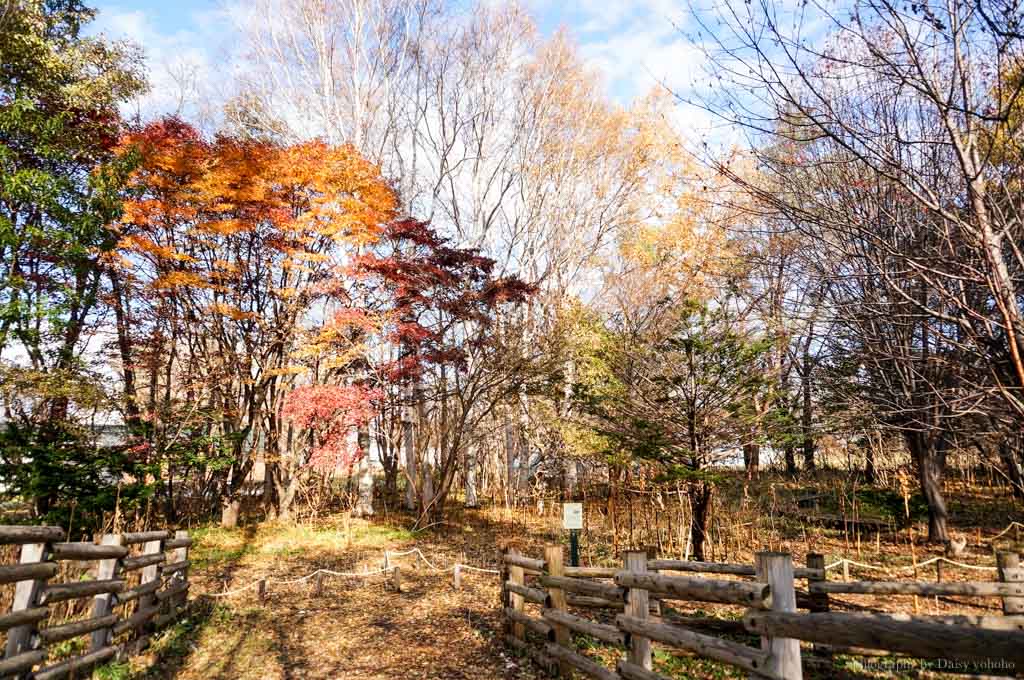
[206,302,258,321]
[117,235,195,263]
[152,271,211,290]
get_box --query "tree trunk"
[905,431,949,543]
[402,392,417,511]
[107,267,142,430]
[505,416,518,508]
[801,350,815,471]
[263,462,279,521]
[743,443,759,478]
[354,424,375,517]
[221,498,241,528]
[997,437,1024,501]
[688,482,714,562]
[464,446,479,508]
[783,444,797,478]
[420,448,435,514]
[864,441,876,485]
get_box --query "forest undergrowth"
[89,471,1024,680]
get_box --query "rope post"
[543,544,571,677]
[313,571,324,597]
[624,549,652,671]
[383,550,389,571]
[453,563,462,591]
[258,578,267,604]
[391,566,402,593]
[842,558,850,582]
[91,533,125,651]
[806,553,828,613]
[996,552,1023,616]
[755,552,803,680]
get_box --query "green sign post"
[562,503,583,567]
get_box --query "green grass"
[653,648,745,679]
[187,519,417,571]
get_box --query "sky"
[87,0,709,128]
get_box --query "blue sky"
[87,0,703,120]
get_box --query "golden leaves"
[206,302,257,321]
[117,234,195,262]
[152,271,211,290]
[116,118,399,307]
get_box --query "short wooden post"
[258,578,267,603]
[624,549,652,671]
[137,537,163,633]
[170,530,190,610]
[842,558,849,582]
[383,550,390,571]
[313,571,324,597]
[544,545,571,677]
[645,545,661,617]
[805,553,828,612]
[508,548,526,641]
[453,563,462,591]
[91,533,125,650]
[392,566,402,593]
[755,552,803,679]
[996,552,1023,616]
[4,541,49,660]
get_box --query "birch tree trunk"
[464,446,479,508]
[354,425,374,516]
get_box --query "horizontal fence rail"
[500,546,1024,680]
[0,525,191,679]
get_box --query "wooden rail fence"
[500,547,1024,679]
[1,525,192,679]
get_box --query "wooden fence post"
[624,549,652,671]
[544,545,571,677]
[805,553,828,613]
[755,552,802,680]
[5,540,50,663]
[90,533,125,651]
[453,563,462,591]
[258,578,267,604]
[169,530,190,610]
[137,536,164,635]
[645,545,661,618]
[508,548,526,642]
[996,552,1023,616]
[313,571,324,597]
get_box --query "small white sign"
[562,503,583,530]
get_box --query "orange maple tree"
[111,117,397,520]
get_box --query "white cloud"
[89,4,237,129]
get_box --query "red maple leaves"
[281,384,383,469]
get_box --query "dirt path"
[119,516,543,680]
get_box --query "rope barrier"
[823,555,999,576]
[204,523,1016,598]
[989,521,1024,542]
[203,547,500,598]
[458,564,501,574]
